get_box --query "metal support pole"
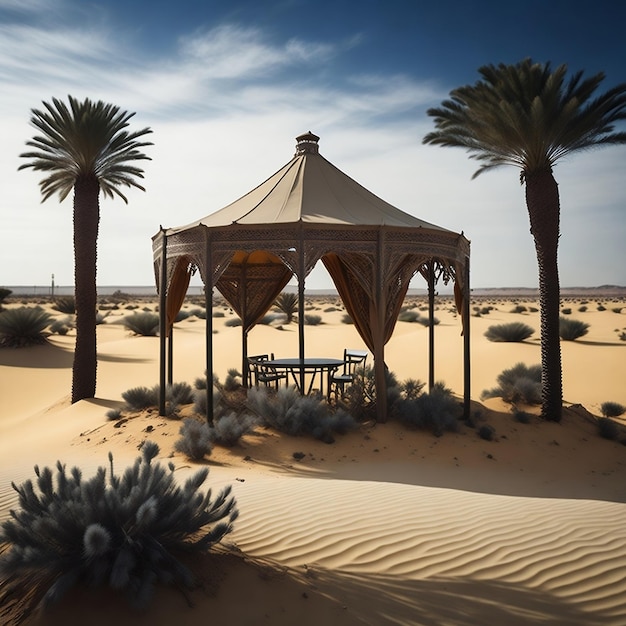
[428,261,435,392]
[158,230,167,416]
[463,257,471,420]
[374,228,387,422]
[167,328,173,386]
[205,230,214,424]
[241,266,249,388]
[298,225,306,393]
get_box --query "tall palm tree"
[423,59,626,421]
[19,96,153,403]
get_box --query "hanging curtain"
[322,252,410,351]
[453,262,468,336]
[216,250,293,331]
[166,256,194,337]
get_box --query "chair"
[247,353,286,390]
[247,354,268,388]
[328,349,368,400]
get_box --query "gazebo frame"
[152,133,471,423]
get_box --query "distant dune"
[4,284,626,298]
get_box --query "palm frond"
[19,95,153,203]
[423,58,626,178]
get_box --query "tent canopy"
[168,132,455,232]
[152,132,470,421]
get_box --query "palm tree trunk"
[525,169,562,421]
[71,176,100,402]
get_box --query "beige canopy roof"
[153,132,471,422]
[168,132,455,231]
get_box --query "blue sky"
[1,0,625,290]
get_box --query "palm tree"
[19,96,153,403]
[274,291,298,323]
[423,59,626,421]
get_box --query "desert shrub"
[258,314,278,325]
[304,314,322,326]
[341,314,354,324]
[600,401,625,418]
[325,410,362,435]
[208,412,258,446]
[478,424,495,441]
[49,317,73,335]
[192,378,223,417]
[559,317,590,341]
[512,409,532,424]
[401,378,426,400]
[611,307,623,314]
[342,365,401,421]
[597,417,620,441]
[212,310,225,318]
[481,362,542,405]
[561,307,572,315]
[578,305,588,312]
[246,386,358,443]
[106,408,123,421]
[188,307,206,319]
[95,312,109,325]
[52,296,75,314]
[417,316,440,327]
[510,304,527,313]
[0,442,237,611]
[398,310,420,323]
[394,382,461,436]
[122,383,194,416]
[122,312,160,336]
[324,306,340,313]
[0,306,52,347]
[195,375,208,390]
[223,368,242,391]
[122,386,158,410]
[175,418,213,460]
[484,322,534,342]
[175,310,191,322]
[224,317,242,327]
[169,382,195,405]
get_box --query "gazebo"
[152,132,471,422]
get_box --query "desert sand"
[1,292,625,625]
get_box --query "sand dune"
[1,294,625,625]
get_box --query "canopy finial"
[295,131,320,156]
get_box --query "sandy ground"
[1,293,625,625]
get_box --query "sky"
[1,0,625,292]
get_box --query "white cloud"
[178,24,340,81]
[1,3,624,290]
[0,0,61,13]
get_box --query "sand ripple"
[2,463,624,622]
[230,477,626,620]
